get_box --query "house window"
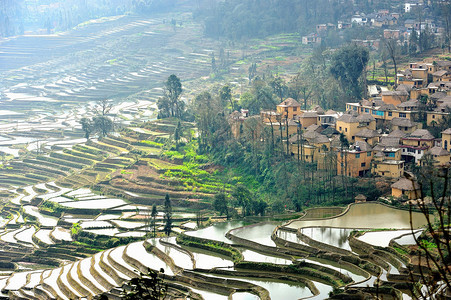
[339,126,342,131]
[387,152,395,157]
[432,115,435,119]
[345,128,348,132]
[388,112,392,117]
[356,153,360,158]
[367,151,371,157]
[399,113,407,118]
[293,107,297,111]
[365,108,369,113]
[372,110,384,116]
[445,140,448,150]
[361,162,366,167]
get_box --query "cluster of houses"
[302,0,444,47]
[230,60,451,201]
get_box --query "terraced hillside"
[0,196,430,299]
[0,14,216,118]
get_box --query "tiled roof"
[355,129,379,138]
[390,117,416,127]
[427,146,450,156]
[391,178,420,191]
[356,113,375,122]
[337,114,358,123]
[278,98,301,107]
[407,129,434,140]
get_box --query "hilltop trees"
[79,100,114,138]
[330,44,369,100]
[163,194,172,236]
[157,75,184,119]
[192,91,230,154]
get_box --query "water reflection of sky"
[287,203,427,230]
[230,222,284,247]
[300,227,354,250]
[186,220,246,244]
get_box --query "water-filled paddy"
[149,239,193,269]
[186,220,246,243]
[84,228,120,236]
[210,274,313,300]
[230,222,283,247]
[241,250,292,265]
[300,227,354,250]
[51,227,72,241]
[23,205,58,227]
[357,229,417,247]
[287,203,427,229]
[35,229,54,244]
[79,257,107,292]
[126,241,175,275]
[110,220,145,229]
[80,220,112,229]
[60,198,127,209]
[393,229,423,245]
[14,226,36,245]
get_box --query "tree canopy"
[330,44,369,100]
[157,75,184,119]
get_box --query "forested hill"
[194,0,396,41]
[0,0,180,38]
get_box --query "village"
[302,0,444,49]
[230,59,451,202]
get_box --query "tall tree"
[173,120,182,150]
[80,117,94,139]
[93,116,113,137]
[151,204,158,238]
[384,38,399,88]
[163,194,172,236]
[213,193,229,219]
[158,75,184,118]
[232,185,252,217]
[330,44,369,100]
[219,85,233,111]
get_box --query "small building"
[355,194,367,203]
[383,29,401,39]
[302,33,321,45]
[373,159,405,178]
[355,129,380,146]
[426,111,447,126]
[423,146,450,166]
[337,141,373,177]
[381,91,409,106]
[441,128,451,151]
[390,117,418,134]
[400,129,435,164]
[298,111,318,129]
[391,178,421,200]
[276,98,301,120]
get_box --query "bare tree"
[408,166,451,298]
[384,38,399,88]
[94,99,113,116]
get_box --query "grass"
[393,246,408,255]
[139,140,163,147]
